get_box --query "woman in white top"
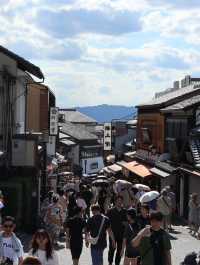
[29,229,59,265]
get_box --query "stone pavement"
[21,225,200,264]
[56,225,200,265]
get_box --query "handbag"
[88,215,105,245]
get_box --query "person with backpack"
[85,204,116,265]
[132,211,172,265]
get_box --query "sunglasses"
[4,224,13,228]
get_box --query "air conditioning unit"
[12,139,36,166]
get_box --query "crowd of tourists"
[0,178,178,265]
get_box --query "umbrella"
[114,179,132,193]
[96,175,108,180]
[92,179,109,186]
[133,184,151,192]
[139,191,160,203]
[58,171,73,176]
[115,179,132,186]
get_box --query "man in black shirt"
[86,204,115,265]
[82,185,93,218]
[107,195,127,265]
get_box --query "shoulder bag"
[89,215,105,245]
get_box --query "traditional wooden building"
[134,76,200,218]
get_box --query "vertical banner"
[49,107,59,136]
[104,123,112,151]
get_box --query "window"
[90,162,98,170]
[58,114,65,123]
[166,119,187,139]
[141,128,151,144]
[105,126,111,130]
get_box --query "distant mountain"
[77,104,136,123]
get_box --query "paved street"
[54,225,200,265]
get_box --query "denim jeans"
[91,247,104,265]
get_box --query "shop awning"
[108,164,122,173]
[60,139,76,146]
[179,167,200,177]
[150,167,170,178]
[155,161,177,174]
[122,161,152,178]
[117,160,129,167]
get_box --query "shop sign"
[104,123,112,151]
[50,107,59,135]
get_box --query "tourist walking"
[157,189,172,231]
[82,185,94,218]
[65,206,86,265]
[166,185,176,228]
[86,204,116,265]
[98,187,107,214]
[121,209,140,265]
[107,195,127,265]
[45,194,63,246]
[132,211,172,265]
[58,189,68,223]
[29,229,59,265]
[0,216,24,265]
[137,204,150,229]
[188,193,199,236]
[76,193,87,214]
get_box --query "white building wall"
[81,156,104,174]
[47,136,56,156]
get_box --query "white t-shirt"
[2,237,23,265]
[29,249,59,265]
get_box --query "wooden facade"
[26,83,49,133]
[137,112,165,154]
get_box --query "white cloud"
[1,0,200,108]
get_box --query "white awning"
[108,164,122,173]
[150,167,170,178]
[60,139,76,146]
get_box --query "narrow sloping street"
[38,225,200,265]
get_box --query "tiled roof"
[137,84,200,109]
[0,45,44,79]
[161,94,200,112]
[60,121,97,141]
[59,109,97,124]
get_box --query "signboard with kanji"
[49,107,59,135]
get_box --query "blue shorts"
[91,248,104,265]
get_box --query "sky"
[1,0,200,107]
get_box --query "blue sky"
[1,0,200,107]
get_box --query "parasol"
[139,191,160,203]
[133,184,151,192]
